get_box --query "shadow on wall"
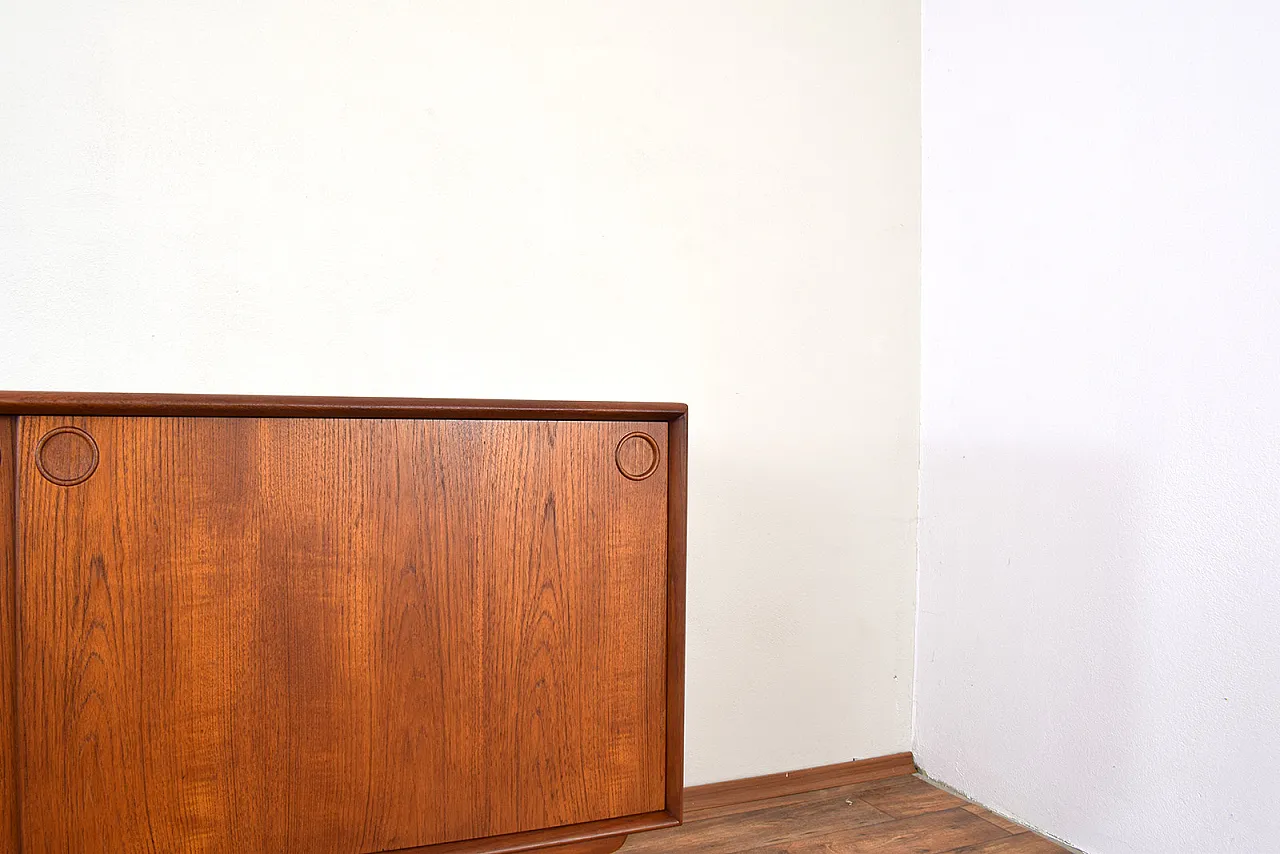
[915,445,1143,851]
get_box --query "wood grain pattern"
[620,789,892,853]
[15,416,670,853]
[0,392,686,422]
[1,418,18,854]
[947,835,1070,854]
[32,426,98,486]
[664,412,688,821]
[755,809,1010,853]
[856,776,970,818]
[683,781,900,824]
[962,805,1032,836]
[550,839,625,854]
[615,433,660,481]
[684,753,916,813]
[403,812,675,854]
[619,770,1071,854]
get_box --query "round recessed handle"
[35,426,100,487]
[616,431,661,481]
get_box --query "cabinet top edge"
[0,391,688,421]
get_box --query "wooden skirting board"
[683,752,917,813]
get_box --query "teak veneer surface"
[14,415,672,853]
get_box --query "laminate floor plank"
[745,808,1010,853]
[621,792,891,853]
[947,834,1070,854]
[684,780,913,824]
[962,804,1032,836]
[855,776,970,818]
[620,774,1073,854]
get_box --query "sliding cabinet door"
[12,416,667,854]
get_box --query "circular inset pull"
[36,426,99,487]
[616,431,660,481]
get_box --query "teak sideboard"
[0,392,687,854]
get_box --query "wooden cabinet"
[0,394,686,854]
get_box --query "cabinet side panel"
[1,418,17,854]
[665,413,688,819]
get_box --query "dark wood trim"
[683,752,916,813]
[663,413,688,822]
[394,810,678,853]
[0,392,686,422]
[1,418,18,853]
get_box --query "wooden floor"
[619,774,1070,853]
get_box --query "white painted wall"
[919,2,1280,851]
[1,2,920,784]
